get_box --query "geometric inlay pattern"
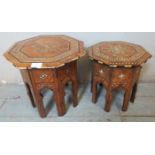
[88,41,152,67]
[4,35,85,69]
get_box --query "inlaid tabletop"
[4,35,85,69]
[88,41,152,67]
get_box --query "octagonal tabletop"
[4,35,85,69]
[88,41,152,67]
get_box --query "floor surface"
[0,83,155,122]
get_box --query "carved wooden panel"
[4,35,85,69]
[93,62,110,88]
[90,41,151,112]
[4,35,82,118]
[91,60,143,112]
[88,41,152,67]
[30,69,54,83]
[111,68,133,88]
[20,61,79,118]
[57,64,72,81]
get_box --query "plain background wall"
[0,32,155,84]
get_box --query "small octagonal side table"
[4,35,85,118]
[88,41,152,112]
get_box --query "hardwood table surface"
[88,41,152,112]
[4,35,85,69]
[88,41,151,67]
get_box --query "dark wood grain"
[4,35,84,118]
[4,35,85,69]
[20,61,78,118]
[91,61,142,112]
[89,41,152,112]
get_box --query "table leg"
[34,89,47,118]
[122,90,132,111]
[104,89,113,112]
[54,86,66,116]
[72,80,78,107]
[92,80,98,103]
[25,83,36,108]
[130,83,138,103]
[91,72,93,93]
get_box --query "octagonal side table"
[4,35,85,118]
[88,41,152,112]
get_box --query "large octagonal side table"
[4,35,85,118]
[88,41,152,112]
